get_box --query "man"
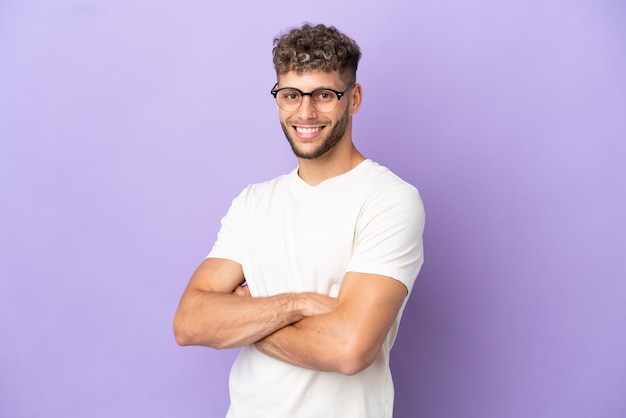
[174,23,425,418]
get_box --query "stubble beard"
[281,106,350,160]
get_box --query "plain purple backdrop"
[1,1,625,417]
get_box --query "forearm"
[174,289,304,349]
[255,273,408,375]
[255,312,376,375]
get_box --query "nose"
[295,95,317,119]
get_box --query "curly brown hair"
[272,23,361,85]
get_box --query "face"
[276,71,359,160]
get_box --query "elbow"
[336,359,370,377]
[334,341,379,376]
[174,331,227,349]
[173,312,204,347]
[174,329,191,347]
[173,314,231,349]
[173,316,192,346]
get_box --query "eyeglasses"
[270,83,355,112]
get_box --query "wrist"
[287,293,308,321]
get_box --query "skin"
[279,83,350,161]
[276,70,364,186]
[173,70,409,375]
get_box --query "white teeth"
[295,126,321,134]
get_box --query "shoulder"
[364,160,416,186]
[353,161,425,236]
[359,160,423,206]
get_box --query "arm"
[255,271,407,375]
[173,257,337,349]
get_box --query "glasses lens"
[311,90,338,112]
[276,89,302,111]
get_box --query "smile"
[294,126,324,134]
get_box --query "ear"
[348,83,363,116]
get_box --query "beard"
[280,106,350,160]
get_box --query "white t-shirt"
[208,159,425,418]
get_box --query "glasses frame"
[270,83,355,112]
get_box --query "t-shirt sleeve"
[206,188,249,264]
[346,185,425,294]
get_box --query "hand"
[299,292,337,317]
[232,284,251,297]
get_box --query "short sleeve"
[206,188,249,264]
[346,186,425,294]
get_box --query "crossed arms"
[173,257,408,376]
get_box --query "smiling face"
[276,71,361,160]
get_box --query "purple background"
[1,1,625,417]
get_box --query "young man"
[174,23,425,418]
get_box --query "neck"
[297,139,365,186]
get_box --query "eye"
[313,90,335,102]
[281,90,300,102]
